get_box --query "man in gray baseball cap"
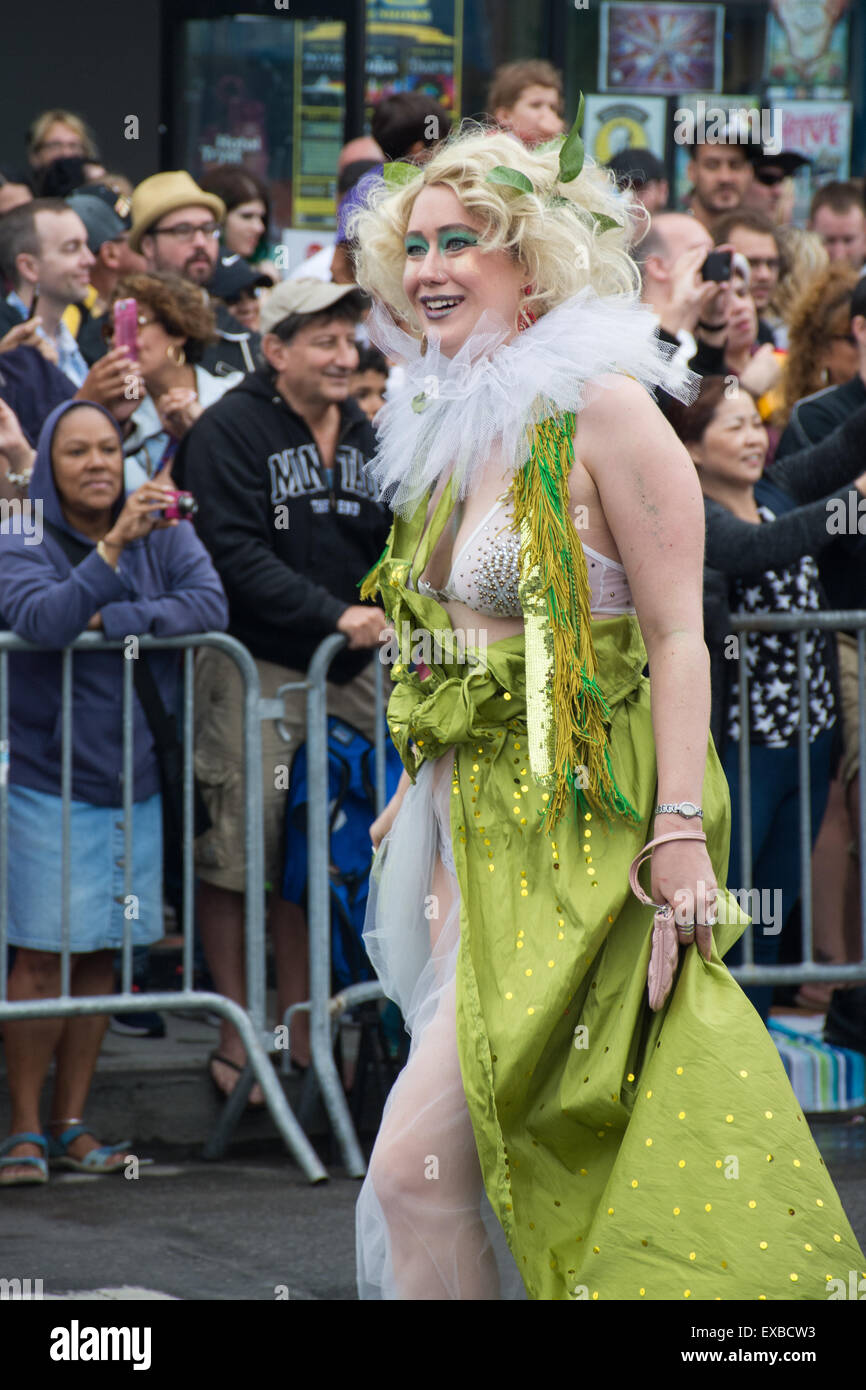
[65,185,146,363]
[258,276,368,334]
[175,276,386,1099]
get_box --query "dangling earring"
[517,284,536,333]
[166,343,186,366]
[821,366,830,386]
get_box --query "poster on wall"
[670,93,760,211]
[292,0,464,228]
[765,0,850,96]
[293,20,346,228]
[583,96,667,164]
[365,0,464,116]
[279,229,336,277]
[599,3,723,95]
[777,101,852,224]
[182,16,302,234]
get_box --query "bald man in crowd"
[637,211,731,412]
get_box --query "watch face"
[679,801,699,816]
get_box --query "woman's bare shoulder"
[579,373,660,429]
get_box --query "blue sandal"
[45,1123,131,1174]
[0,1132,49,1186]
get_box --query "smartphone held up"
[701,249,750,284]
[701,250,732,283]
[113,298,139,357]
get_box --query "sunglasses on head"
[102,312,157,341]
[754,168,787,186]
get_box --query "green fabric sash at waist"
[387,615,648,776]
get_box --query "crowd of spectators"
[2,70,866,1184]
[625,122,866,1041]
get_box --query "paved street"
[3,1117,864,1301]
[4,1146,361,1301]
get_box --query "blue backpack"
[281,717,404,988]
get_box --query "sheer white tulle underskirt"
[356,751,526,1300]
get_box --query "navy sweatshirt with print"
[176,369,391,683]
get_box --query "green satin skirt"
[384,613,864,1300]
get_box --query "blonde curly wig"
[349,123,643,333]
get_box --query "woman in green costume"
[350,124,865,1300]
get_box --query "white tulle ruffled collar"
[365,288,699,515]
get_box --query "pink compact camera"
[161,490,198,521]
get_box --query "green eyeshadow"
[438,229,478,252]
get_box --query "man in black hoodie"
[178,278,389,1099]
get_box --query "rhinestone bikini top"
[416,497,634,618]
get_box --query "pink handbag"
[628,831,708,1011]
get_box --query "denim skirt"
[7,785,164,953]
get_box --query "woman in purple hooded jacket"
[0,399,227,1186]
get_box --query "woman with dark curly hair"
[107,272,243,486]
[778,262,860,430]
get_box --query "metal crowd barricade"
[727,609,866,989]
[0,630,327,1185]
[281,635,388,1179]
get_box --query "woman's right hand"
[102,478,179,555]
[76,347,143,413]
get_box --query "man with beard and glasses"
[129,171,260,377]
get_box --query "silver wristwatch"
[655,801,703,819]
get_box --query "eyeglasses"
[151,221,221,243]
[102,313,158,341]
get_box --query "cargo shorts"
[193,647,380,893]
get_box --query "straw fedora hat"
[128,171,226,253]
